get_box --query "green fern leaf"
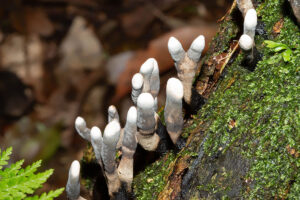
[0,160,24,178]
[0,147,63,199]
[25,188,64,200]
[0,147,12,170]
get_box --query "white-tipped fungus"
[136,93,160,151]
[244,9,257,39]
[101,121,121,195]
[237,0,254,17]
[187,35,205,63]
[66,160,81,200]
[139,58,154,93]
[168,36,185,63]
[239,34,254,51]
[118,106,137,191]
[91,126,103,163]
[237,2,257,51]
[108,105,119,123]
[167,35,205,104]
[149,58,160,98]
[75,116,91,142]
[164,78,184,144]
[131,73,144,105]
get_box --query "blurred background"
[0,0,232,198]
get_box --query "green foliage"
[0,147,64,200]
[264,40,299,63]
[133,152,176,200]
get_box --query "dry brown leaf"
[273,18,284,34]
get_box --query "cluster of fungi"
[65,0,300,199]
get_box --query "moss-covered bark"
[133,0,300,199]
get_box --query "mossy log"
[133,0,300,199]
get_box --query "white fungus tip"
[70,160,80,180]
[239,34,253,50]
[137,93,154,109]
[244,9,257,29]
[127,106,137,123]
[152,58,158,70]
[166,78,184,100]
[75,116,86,129]
[140,58,154,75]
[168,37,184,54]
[103,121,121,145]
[108,105,117,114]
[132,73,144,89]
[190,35,205,53]
[91,126,102,141]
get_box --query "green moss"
[188,0,300,198]
[133,149,198,199]
[133,152,175,200]
[134,1,299,199]
[210,18,239,54]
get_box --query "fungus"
[131,73,144,105]
[101,120,121,196]
[66,160,81,200]
[237,0,254,17]
[118,106,137,191]
[149,58,160,98]
[187,35,205,63]
[237,1,257,51]
[139,58,154,93]
[136,92,160,151]
[90,126,103,168]
[75,116,91,142]
[239,34,254,51]
[289,0,300,24]
[108,105,119,123]
[167,35,205,104]
[243,9,257,39]
[164,78,184,144]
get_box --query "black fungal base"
[241,47,263,72]
[156,120,173,154]
[184,88,206,116]
[112,183,134,200]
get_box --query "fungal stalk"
[131,73,144,105]
[289,0,300,24]
[75,116,91,142]
[139,59,154,93]
[101,121,121,196]
[149,58,160,98]
[66,160,81,200]
[90,126,103,169]
[118,106,137,191]
[136,92,160,151]
[168,35,205,104]
[237,0,254,17]
[164,78,184,144]
[237,0,257,51]
[108,105,119,123]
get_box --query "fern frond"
[0,168,53,199]
[0,160,24,178]
[24,188,64,200]
[0,147,63,199]
[0,147,12,170]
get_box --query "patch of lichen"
[188,0,300,198]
